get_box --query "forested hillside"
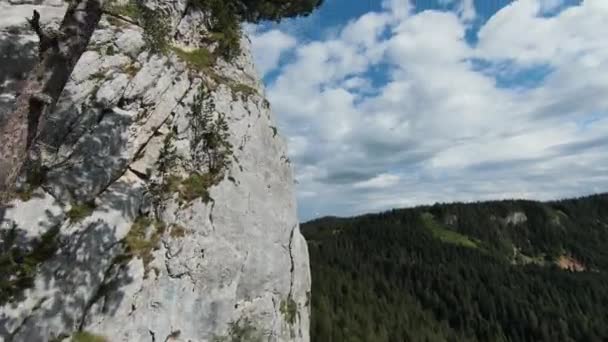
[302,194,608,342]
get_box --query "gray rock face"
[504,212,528,225]
[0,1,310,341]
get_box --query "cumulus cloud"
[431,0,476,21]
[249,0,608,220]
[353,173,401,189]
[247,28,297,77]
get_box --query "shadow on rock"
[0,177,142,340]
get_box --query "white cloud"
[341,12,391,49]
[382,0,413,21]
[251,0,608,220]
[353,173,400,189]
[248,28,297,77]
[476,0,608,65]
[341,76,372,91]
[457,0,476,21]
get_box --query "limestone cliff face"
[0,1,311,341]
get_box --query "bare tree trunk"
[0,0,104,201]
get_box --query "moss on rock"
[72,331,108,342]
[280,297,298,325]
[123,216,165,277]
[67,202,96,223]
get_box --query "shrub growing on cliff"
[190,0,325,60]
[105,0,170,52]
[190,85,233,175]
[232,0,325,23]
[152,86,233,205]
[192,0,242,60]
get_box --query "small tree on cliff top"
[0,0,324,202]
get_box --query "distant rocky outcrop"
[556,255,586,272]
[503,211,527,225]
[0,0,310,340]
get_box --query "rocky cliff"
[0,1,311,341]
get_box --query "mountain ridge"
[303,192,608,225]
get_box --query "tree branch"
[26,10,55,58]
[26,10,43,38]
[102,9,140,26]
[0,0,105,201]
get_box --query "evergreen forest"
[302,193,608,342]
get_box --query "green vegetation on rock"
[67,201,96,223]
[0,225,60,305]
[15,163,48,202]
[107,0,324,65]
[105,45,116,56]
[90,71,107,80]
[105,0,140,19]
[156,131,178,174]
[105,0,170,52]
[151,128,224,205]
[280,297,298,325]
[153,172,218,205]
[191,0,324,61]
[229,83,258,101]
[213,318,263,342]
[178,172,216,203]
[189,85,233,175]
[169,224,188,238]
[269,126,278,137]
[191,0,242,60]
[230,0,325,23]
[171,46,215,71]
[72,331,108,342]
[121,62,140,78]
[123,216,165,277]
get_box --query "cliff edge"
[0,0,311,340]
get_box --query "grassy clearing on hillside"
[421,213,479,249]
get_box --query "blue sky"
[247,0,608,221]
